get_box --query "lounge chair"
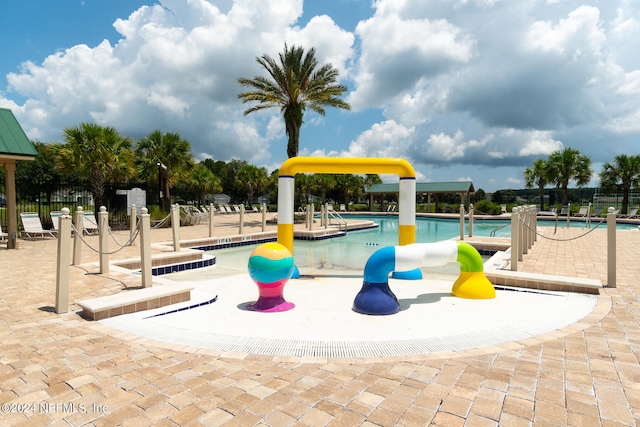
[50,211,62,232]
[575,206,589,217]
[20,212,56,238]
[625,207,638,219]
[593,206,603,217]
[560,205,569,216]
[83,211,99,234]
[0,222,8,242]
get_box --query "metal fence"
[1,176,152,231]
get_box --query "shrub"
[474,200,501,215]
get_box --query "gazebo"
[365,181,475,212]
[0,108,37,249]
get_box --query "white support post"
[261,203,266,232]
[469,203,474,238]
[459,204,465,241]
[518,207,524,261]
[209,203,215,237]
[98,206,109,274]
[510,207,519,271]
[140,207,153,288]
[73,206,84,266]
[309,204,314,231]
[566,202,571,228]
[129,204,137,246]
[171,204,180,252]
[607,207,616,288]
[56,208,72,314]
[239,204,245,234]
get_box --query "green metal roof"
[0,108,37,158]
[366,181,475,194]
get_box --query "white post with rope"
[55,208,72,314]
[261,203,267,232]
[209,203,215,237]
[309,203,314,231]
[239,204,245,234]
[510,207,519,271]
[98,206,109,274]
[607,207,616,288]
[140,207,153,288]
[73,206,84,266]
[469,203,474,238]
[459,204,465,241]
[129,204,137,246]
[171,204,180,252]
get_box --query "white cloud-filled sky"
[2,0,639,192]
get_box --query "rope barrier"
[71,221,141,255]
[518,215,607,242]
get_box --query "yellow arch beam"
[277,157,417,271]
[279,157,416,178]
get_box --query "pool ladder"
[327,208,348,233]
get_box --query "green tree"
[599,154,640,215]
[547,148,592,205]
[236,163,269,205]
[335,174,364,207]
[238,44,351,158]
[364,174,383,210]
[187,163,222,206]
[50,123,135,212]
[135,130,194,212]
[524,159,550,210]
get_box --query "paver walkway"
[1,214,639,426]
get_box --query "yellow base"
[451,271,496,299]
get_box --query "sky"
[2,0,640,192]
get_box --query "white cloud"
[343,120,415,158]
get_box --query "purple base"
[247,296,295,312]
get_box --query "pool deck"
[1,213,640,425]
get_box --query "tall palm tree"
[52,123,135,212]
[135,130,194,212]
[599,154,640,215]
[546,148,592,205]
[524,159,550,211]
[238,44,351,158]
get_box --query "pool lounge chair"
[575,206,589,217]
[20,212,56,238]
[625,207,639,219]
[82,211,99,235]
[0,222,8,242]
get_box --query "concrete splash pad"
[100,272,598,357]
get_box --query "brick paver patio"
[1,213,639,426]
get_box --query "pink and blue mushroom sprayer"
[246,242,295,312]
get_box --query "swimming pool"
[165,214,634,281]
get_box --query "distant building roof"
[0,108,37,160]
[366,181,475,194]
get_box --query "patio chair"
[593,206,603,217]
[0,222,8,242]
[625,207,639,219]
[560,205,569,216]
[82,211,99,235]
[50,211,62,232]
[575,206,589,217]
[20,212,56,238]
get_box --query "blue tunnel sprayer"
[352,241,496,315]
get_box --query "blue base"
[291,265,300,279]
[391,268,423,280]
[352,281,400,315]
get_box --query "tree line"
[7,123,382,214]
[524,148,640,214]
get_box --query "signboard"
[127,188,146,215]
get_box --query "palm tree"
[546,148,592,205]
[524,159,550,211]
[135,130,194,212]
[599,154,640,215]
[187,163,222,206]
[238,44,351,158]
[51,123,135,212]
